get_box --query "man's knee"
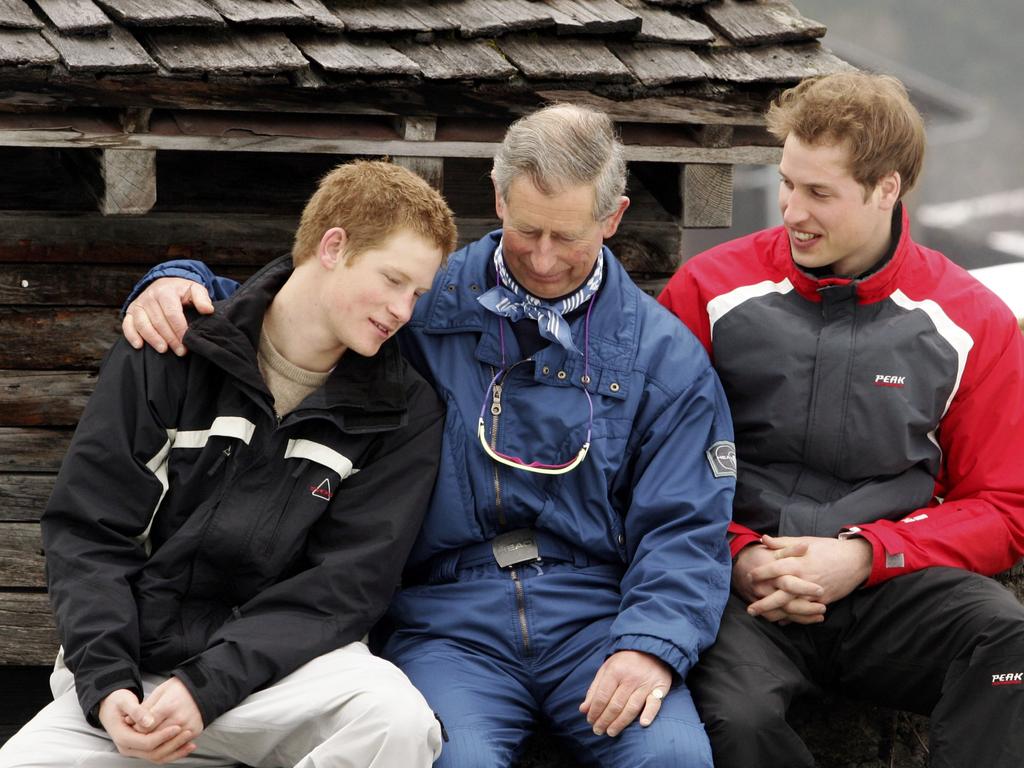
[432,727,508,768]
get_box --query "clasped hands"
[733,534,873,624]
[98,677,203,764]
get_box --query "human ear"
[318,227,349,269]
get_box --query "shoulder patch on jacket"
[706,441,737,478]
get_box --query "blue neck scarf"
[476,239,603,356]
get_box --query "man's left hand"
[579,650,672,737]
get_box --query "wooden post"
[393,117,444,190]
[681,126,735,229]
[63,148,157,216]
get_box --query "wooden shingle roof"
[0,0,853,176]
[0,0,848,111]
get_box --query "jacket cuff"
[78,666,143,729]
[840,526,893,587]
[729,531,761,559]
[172,660,220,728]
[610,634,695,680]
[121,261,218,314]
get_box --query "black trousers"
[689,567,1024,768]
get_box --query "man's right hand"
[122,278,214,356]
[732,541,826,624]
[98,688,197,764]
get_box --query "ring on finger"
[650,688,665,701]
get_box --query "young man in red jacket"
[660,71,1024,767]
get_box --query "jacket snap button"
[581,375,591,384]
[542,366,550,375]
[609,382,620,392]
[556,370,567,380]
[447,284,455,292]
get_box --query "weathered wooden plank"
[65,148,157,215]
[145,29,307,75]
[0,475,55,521]
[0,29,58,66]
[0,0,41,29]
[543,0,641,35]
[0,371,95,428]
[325,2,435,34]
[0,308,119,370]
[617,0,714,44]
[643,0,709,7]
[34,0,112,35]
[295,33,419,76]
[0,592,58,664]
[498,37,632,82]
[704,0,826,46]
[0,124,780,162]
[394,116,442,190]
[536,89,767,126]
[0,212,293,267]
[611,42,711,86]
[289,0,345,30]
[0,523,45,588]
[431,0,553,37]
[394,38,515,81]
[0,429,70,472]
[94,0,225,27]
[208,0,311,26]
[0,264,146,306]
[40,22,157,73]
[700,42,851,84]
[683,163,733,227]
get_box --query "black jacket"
[42,256,444,726]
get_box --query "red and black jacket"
[659,207,1024,586]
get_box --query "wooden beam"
[0,592,58,665]
[0,308,119,369]
[0,429,70,472]
[0,474,54,522]
[63,148,157,215]
[0,127,781,164]
[682,163,734,228]
[0,523,44,588]
[0,371,95,427]
[393,116,443,190]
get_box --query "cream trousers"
[0,643,441,768]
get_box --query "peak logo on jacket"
[992,672,1023,686]
[874,374,907,388]
[310,477,333,501]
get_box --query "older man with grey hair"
[121,103,735,767]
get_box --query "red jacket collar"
[774,205,912,304]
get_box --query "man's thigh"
[203,641,439,768]
[836,567,1024,713]
[390,638,536,768]
[540,616,713,768]
[0,663,230,768]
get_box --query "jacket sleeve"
[123,259,240,311]
[608,360,734,680]
[41,341,187,724]
[850,318,1024,585]
[172,378,444,726]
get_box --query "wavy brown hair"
[766,72,926,200]
[292,160,456,266]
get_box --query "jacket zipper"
[510,567,531,656]
[489,366,506,527]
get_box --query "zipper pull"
[491,383,502,416]
[206,445,233,476]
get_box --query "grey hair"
[492,103,627,220]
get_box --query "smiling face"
[495,176,628,299]
[320,228,442,357]
[778,134,900,278]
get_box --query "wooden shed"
[0,0,850,745]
